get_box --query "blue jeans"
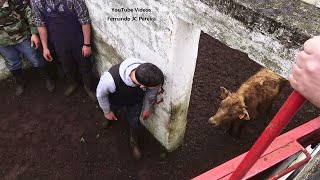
[0,38,45,71]
[111,103,143,129]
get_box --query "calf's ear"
[219,87,230,100]
[239,108,250,120]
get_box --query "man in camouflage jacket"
[0,0,55,96]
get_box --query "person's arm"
[141,86,161,120]
[29,1,52,60]
[96,72,117,120]
[82,24,91,57]
[22,2,41,48]
[73,0,91,57]
[37,27,48,50]
[288,36,320,108]
[29,1,46,27]
[37,26,52,61]
[23,2,38,35]
[82,24,91,45]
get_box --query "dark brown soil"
[1,32,319,180]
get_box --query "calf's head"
[208,87,250,127]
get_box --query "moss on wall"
[91,30,123,76]
[166,100,190,151]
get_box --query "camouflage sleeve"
[23,2,38,34]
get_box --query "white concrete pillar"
[164,17,201,150]
[140,17,201,151]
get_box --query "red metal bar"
[229,90,306,180]
[192,116,320,180]
[268,142,311,180]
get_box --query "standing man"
[0,0,55,96]
[30,0,96,101]
[96,57,164,160]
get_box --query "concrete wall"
[86,0,201,151]
[303,0,320,7]
[85,0,320,151]
[157,0,320,78]
[1,0,319,151]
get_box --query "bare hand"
[30,34,41,49]
[43,48,53,62]
[82,46,91,58]
[289,36,320,108]
[141,110,151,120]
[104,111,117,121]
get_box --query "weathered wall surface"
[157,0,320,78]
[86,0,172,148]
[86,0,172,70]
[86,0,201,151]
[303,0,320,7]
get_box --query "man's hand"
[43,48,53,62]
[30,34,41,49]
[141,110,151,120]
[82,46,91,58]
[104,111,118,121]
[289,36,320,108]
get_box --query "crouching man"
[0,0,55,96]
[96,57,164,160]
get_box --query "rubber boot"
[11,69,25,97]
[37,67,55,92]
[64,74,79,96]
[130,128,142,160]
[82,73,97,102]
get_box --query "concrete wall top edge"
[200,0,320,48]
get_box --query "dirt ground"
[1,32,319,180]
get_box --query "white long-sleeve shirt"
[96,57,160,113]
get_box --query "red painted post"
[229,91,306,180]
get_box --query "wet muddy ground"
[0,32,319,179]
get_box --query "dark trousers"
[55,45,92,75]
[110,102,143,129]
[43,1,92,76]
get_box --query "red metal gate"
[193,91,320,180]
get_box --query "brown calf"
[208,67,286,136]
